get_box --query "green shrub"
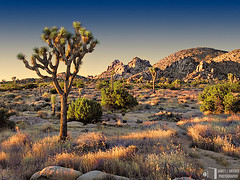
[96,80,109,90]
[0,83,22,91]
[198,83,240,113]
[101,81,138,110]
[0,108,15,130]
[23,83,38,89]
[75,80,85,88]
[67,97,102,125]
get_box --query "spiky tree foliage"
[149,67,157,93]
[228,73,235,84]
[17,21,98,141]
[11,77,16,85]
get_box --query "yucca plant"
[17,21,99,141]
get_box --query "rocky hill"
[212,49,240,63]
[96,57,152,79]
[96,47,240,81]
[153,47,227,70]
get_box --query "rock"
[96,57,152,79]
[173,177,195,180]
[30,166,82,180]
[77,170,129,180]
[33,100,50,108]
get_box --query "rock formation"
[96,47,240,81]
[96,57,152,79]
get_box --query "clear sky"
[0,0,240,80]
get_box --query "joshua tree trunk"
[149,67,157,94]
[153,77,155,94]
[60,94,68,140]
[52,104,55,116]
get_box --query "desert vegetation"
[1,76,240,179]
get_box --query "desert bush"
[76,132,107,153]
[96,79,109,90]
[75,80,85,88]
[1,130,31,151]
[178,116,240,157]
[198,83,240,113]
[67,97,102,125]
[190,79,208,87]
[23,83,38,89]
[53,152,81,169]
[0,83,22,91]
[0,108,15,130]
[101,81,138,110]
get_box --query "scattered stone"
[148,111,182,122]
[30,166,82,180]
[77,170,129,180]
[173,177,195,180]
[9,116,49,125]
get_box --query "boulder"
[77,170,129,180]
[30,166,82,180]
[173,177,195,180]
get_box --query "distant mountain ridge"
[153,47,228,70]
[96,47,240,81]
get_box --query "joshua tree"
[12,77,16,85]
[17,21,98,141]
[149,67,157,93]
[228,73,235,84]
[51,94,57,116]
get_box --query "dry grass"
[1,130,31,150]
[0,121,202,179]
[178,115,240,157]
[118,129,175,140]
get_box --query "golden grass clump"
[119,129,175,140]
[1,130,31,150]
[30,135,60,158]
[77,132,106,145]
[184,116,240,157]
[79,145,137,173]
[76,132,107,152]
[82,145,137,161]
[53,152,81,169]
